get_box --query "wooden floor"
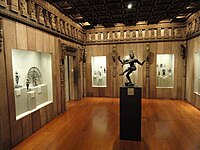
[12,98,200,150]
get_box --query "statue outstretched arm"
[136,59,146,65]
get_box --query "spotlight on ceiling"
[127,3,132,9]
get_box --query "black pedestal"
[120,85,142,141]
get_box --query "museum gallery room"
[1,0,200,149]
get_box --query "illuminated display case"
[194,52,200,94]
[156,54,174,88]
[12,49,53,120]
[91,56,107,87]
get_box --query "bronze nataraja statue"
[118,50,147,86]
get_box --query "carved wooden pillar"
[36,5,44,24]
[181,42,187,100]
[176,28,182,38]
[83,48,87,97]
[28,0,37,21]
[97,32,101,41]
[0,17,3,53]
[60,20,65,34]
[171,27,175,38]
[50,13,56,30]
[0,0,7,7]
[145,43,150,98]
[114,31,118,41]
[112,44,117,97]
[91,32,95,42]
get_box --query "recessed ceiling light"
[128,3,132,9]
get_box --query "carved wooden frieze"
[0,0,7,7]
[60,20,65,34]
[0,17,3,53]
[19,0,28,17]
[91,32,95,41]
[151,29,155,39]
[36,5,44,24]
[8,0,19,12]
[28,0,36,21]
[171,27,175,38]
[50,13,56,30]
[157,28,161,39]
[120,31,124,40]
[109,31,113,41]
[103,32,107,41]
[176,28,182,38]
[126,30,130,40]
[44,10,51,28]
[138,29,143,39]
[132,30,136,39]
[97,32,101,41]
[145,29,149,39]
[56,17,61,32]
[164,28,169,39]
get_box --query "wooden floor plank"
[12,98,200,150]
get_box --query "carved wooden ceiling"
[49,0,200,29]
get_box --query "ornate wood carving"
[157,28,161,39]
[109,31,113,41]
[171,27,175,38]
[164,28,169,38]
[132,30,136,39]
[138,29,143,39]
[44,10,51,28]
[103,32,107,41]
[60,20,65,34]
[145,29,149,39]
[28,0,36,21]
[8,0,19,12]
[0,0,7,7]
[97,32,101,41]
[0,17,3,53]
[19,0,28,17]
[37,5,44,24]
[112,44,117,78]
[56,17,61,32]
[114,31,118,40]
[120,31,124,40]
[126,30,130,40]
[91,32,95,41]
[50,13,56,30]
[151,29,155,39]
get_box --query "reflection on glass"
[194,52,200,94]
[156,54,174,88]
[91,56,106,87]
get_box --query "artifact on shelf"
[27,67,42,86]
[118,50,146,86]
[15,71,22,88]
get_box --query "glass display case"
[12,49,53,120]
[156,54,174,88]
[194,52,200,94]
[91,56,107,87]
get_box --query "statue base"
[15,84,22,88]
[124,82,135,86]
[120,85,142,141]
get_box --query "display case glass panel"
[194,52,200,94]
[12,49,53,119]
[156,54,174,88]
[91,56,107,87]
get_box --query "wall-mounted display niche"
[12,49,53,120]
[156,54,174,88]
[194,52,200,95]
[91,56,107,87]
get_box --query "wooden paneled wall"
[0,18,82,149]
[85,41,185,99]
[186,35,200,110]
